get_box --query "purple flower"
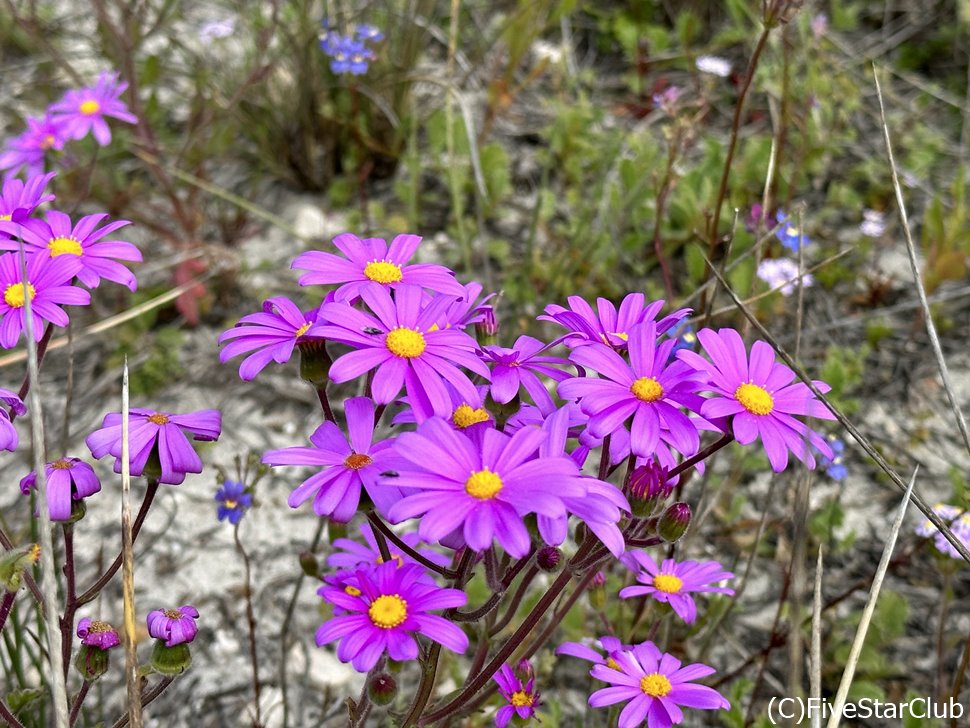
[218,297,321,380]
[315,561,468,672]
[429,281,495,331]
[558,322,703,459]
[215,480,252,524]
[0,115,67,178]
[318,20,339,54]
[292,232,463,300]
[85,408,221,485]
[774,209,810,251]
[199,18,235,41]
[482,335,570,414]
[540,293,689,349]
[588,641,730,728]
[557,635,631,669]
[384,418,585,557]
[262,397,405,521]
[0,211,141,290]
[493,662,540,727]
[328,36,375,75]
[77,618,120,650]
[313,284,489,419]
[48,71,138,146]
[20,457,102,521]
[327,522,449,586]
[147,605,199,646]
[618,552,734,624]
[0,253,90,348]
[676,328,835,471]
[914,503,970,559]
[0,172,56,229]
[756,258,813,297]
[0,387,26,451]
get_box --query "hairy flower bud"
[625,461,673,518]
[299,550,321,579]
[536,546,562,572]
[74,645,110,681]
[368,673,398,706]
[150,641,192,675]
[658,502,692,543]
[298,337,333,388]
[475,306,499,346]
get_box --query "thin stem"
[366,512,459,579]
[77,479,159,606]
[370,514,393,564]
[936,569,954,700]
[10,323,54,420]
[0,699,26,728]
[0,591,15,634]
[668,433,734,480]
[60,524,77,680]
[234,524,263,727]
[110,677,175,728]
[315,386,336,423]
[488,564,539,637]
[949,618,970,728]
[69,681,91,726]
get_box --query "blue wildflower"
[329,37,375,75]
[355,24,384,42]
[215,480,253,524]
[319,20,339,54]
[774,210,810,251]
[818,436,846,481]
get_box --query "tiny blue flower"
[328,37,375,75]
[215,480,253,524]
[818,436,846,481]
[774,209,810,251]
[355,24,384,42]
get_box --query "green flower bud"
[74,644,110,681]
[367,673,398,706]
[150,641,192,675]
[658,502,692,543]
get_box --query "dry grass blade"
[701,252,970,562]
[121,359,143,726]
[17,244,69,726]
[824,469,917,728]
[811,546,823,728]
[872,66,970,461]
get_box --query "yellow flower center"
[344,453,373,470]
[163,608,184,620]
[0,214,10,221]
[223,499,238,509]
[652,574,683,594]
[147,413,170,425]
[3,282,36,309]
[640,672,672,697]
[605,657,621,671]
[363,260,403,284]
[294,322,311,338]
[385,327,426,358]
[630,377,664,403]
[88,620,112,633]
[786,225,800,237]
[368,594,408,629]
[376,554,405,567]
[452,404,490,429]
[735,383,774,415]
[465,469,503,500]
[51,459,74,470]
[40,134,56,150]
[510,691,533,708]
[79,100,101,116]
[345,585,362,597]
[48,236,83,257]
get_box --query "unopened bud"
[658,502,692,543]
[367,673,398,706]
[74,645,110,681]
[150,641,192,675]
[475,306,499,346]
[0,543,40,592]
[536,546,562,572]
[298,551,320,579]
[298,337,333,388]
[588,571,607,610]
[626,461,672,518]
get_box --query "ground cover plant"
[3,1,970,727]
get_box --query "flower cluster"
[1,71,136,178]
[319,21,383,75]
[915,503,970,559]
[756,258,814,297]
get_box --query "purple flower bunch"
[319,21,383,75]
[1,71,137,178]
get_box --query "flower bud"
[298,338,332,388]
[74,645,111,681]
[475,306,499,346]
[150,641,192,675]
[588,571,607,610]
[367,673,398,706]
[658,502,692,543]
[625,461,672,518]
[0,543,40,592]
[299,550,321,579]
[536,546,562,572]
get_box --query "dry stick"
[120,361,143,727]
[825,470,917,728]
[701,256,970,562]
[949,626,970,728]
[810,546,824,728]
[18,239,69,726]
[234,525,263,728]
[873,67,970,461]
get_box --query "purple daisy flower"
[393,381,493,430]
[427,281,495,331]
[493,661,541,727]
[540,294,690,349]
[147,605,199,646]
[0,210,141,290]
[557,635,632,670]
[218,297,322,380]
[588,641,730,728]
[0,253,89,348]
[313,284,489,419]
[0,387,26,451]
[20,457,102,521]
[558,322,703,459]
[48,71,138,146]
[482,335,570,415]
[262,396,405,521]
[384,418,585,557]
[327,522,449,575]
[85,408,221,485]
[292,233,463,301]
[77,618,120,650]
[0,114,67,178]
[215,480,253,524]
[676,328,835,471]
[0,172,56,230]
[315,561,468,672]
[618,552,734,624]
